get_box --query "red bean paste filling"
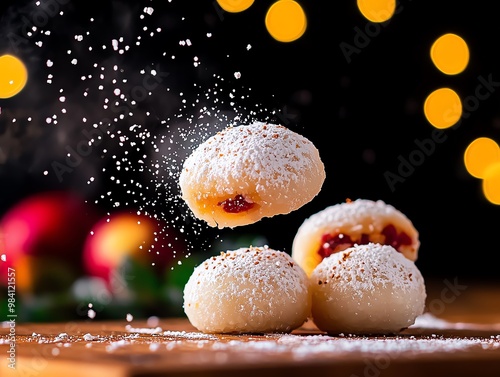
[218,194,255,213]
[318,224,412,259]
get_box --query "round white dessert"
[310,243,426,335]
[183,246,311,334]
[179,122,325,228]
[292,198,420,277]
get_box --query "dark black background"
[1,0,500,283]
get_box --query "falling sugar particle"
[149,343,160,351]
[2,1,281,277]
[147,316,160,327]
[126,313,134,322]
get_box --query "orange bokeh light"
[83,211,184,283]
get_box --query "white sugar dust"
[1,2,284,273]
[3,323,498,360]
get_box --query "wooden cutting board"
[2,316,500,377]
[2,279,500,377]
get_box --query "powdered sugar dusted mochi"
[179,122,325,228]
[183,246,311,334]
[292,198,420,277]
[310,243,426,335]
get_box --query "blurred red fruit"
[0,190,99,294]
[82,211,184,286]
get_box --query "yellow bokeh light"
[0,54,28,99]
[357,0,396,23]
[431,33,469,75]
[482,162,500,205]
[265,0,307,43]
[424,88,462,129]
[464,137,500,179]
[217,0,254,13]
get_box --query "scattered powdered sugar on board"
[116,330,500,357]
[411,313,460,329]
[160,330,218,341]
[3,322,499,359]
[125,325,163,334]
[411,313,500,331]
[209,334,500,359]
[83,333,98,341]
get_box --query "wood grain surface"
[1,278,500,377]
